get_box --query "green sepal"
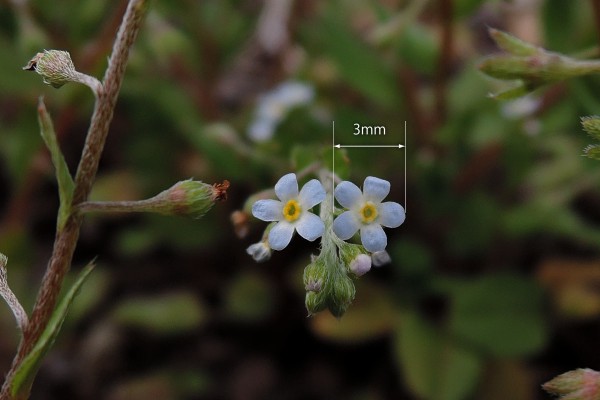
[10,261,95,397]
[488,28,538,57]
[581,116,600,141]
[37,97,74,230]
[583,144,600,160]
[487,83,531,101]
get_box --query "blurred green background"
[1,0,600,399]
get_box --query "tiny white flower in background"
[272,81,314,106]
[252,173,325,251]
[371,250,391,267]
[247,81,314,142]
[246,241,272,263]
[349,254,371,276]
[333,176,405,252]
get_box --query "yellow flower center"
[283,199,302,222]
[359,201,378,224]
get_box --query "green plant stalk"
[0,1,149,398]
[309,170,355,317]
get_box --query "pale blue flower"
[246,241,272,263]
[333,176,405,252]
[247,81,314,142]
[252,173,325,250]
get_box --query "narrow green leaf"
[488,28,538,57]
[11,262,95,397]
[488,83,531,101]
[37,97,75,230]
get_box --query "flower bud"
[348,254,371,277]
[582,116,600,141]
[24,50,78,88]
[153,179,229,218]
[328,272,355,318]
[246,241,272,263]
[338,242,370,276]
[305,290,328,316]
[303,259,327,292]
[543,368,600,399]
[372,250,392,267]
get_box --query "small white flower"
[252,173,325,250]
[246,241,272,263]
[247,81,314,142]
[333,176,405,252]
[371,250,391,267]
[272,81,314,106]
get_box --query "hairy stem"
[0,1,148,398]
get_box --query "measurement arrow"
[335,144,405,149]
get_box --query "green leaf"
[447,274,547,357]
[325,146,350,181]
[397,24,438,76]
[37,97,74,230]
[111,291,207,335]
[394,309,482,400]
[309,12,399,107]
[291,144,319,173]
[488,28,538,57]
[11,262,95,397]
[487,82,531,101]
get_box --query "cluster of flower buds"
[245,173,405,316]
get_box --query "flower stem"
[0,1,149,398]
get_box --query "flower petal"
[378,202,406,228]
[247,117,275,142]
[274,173,298,201]
[360,224,387,252]
[296,212,325,241]
[333,211,361,240]
[299,179,326,209]
[268,221,295,250]
[334,181,362,209]
[363,176,390,203]
[252,199,283,221]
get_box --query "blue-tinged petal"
[268,221,295,250]
[296,212,325,241]
[275,173,298,201]
[360,224,387,252]
[333,211,361,240]
[247,117,275,142]
[363,176,390,203]
[252,199,283,221]
[378,202,405,228]
[334,181,362,209]
[299,179,326,209]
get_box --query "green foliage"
[11,262,94,397]
[446,274,547,357]
[111,292,206,335]
[5,0,600,398]
[37,98,74,229]
[394,309,482,400]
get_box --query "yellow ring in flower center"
[283,199,302,222]
[359,201,378,223]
